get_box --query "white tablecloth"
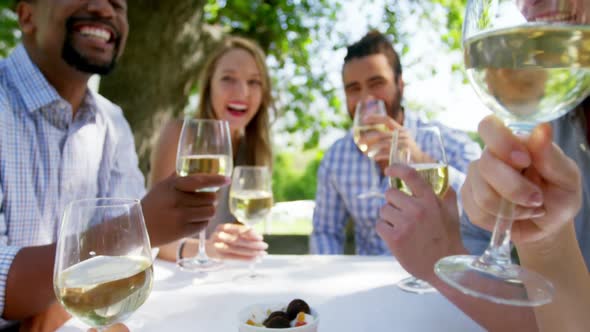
[58,255,483,332]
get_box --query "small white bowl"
[238,302,319,332]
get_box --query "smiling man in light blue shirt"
[0,0,228,325]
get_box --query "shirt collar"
[6,44,63,112]
[79,89,99,122]
[7,44,99,121]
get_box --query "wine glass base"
[435,255,554,307]
[397,276,437,294]
[233,273,268,283]
[177,257,224,272]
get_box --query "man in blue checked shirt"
[0,0,229,326]
[310,31,482,256]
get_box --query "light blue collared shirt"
[311,112,482,255]
[0,45,146,317]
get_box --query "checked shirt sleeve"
[310,152,350,254]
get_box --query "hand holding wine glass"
[462,116,582,249]
[229,166,273,281]
[209,223,268,261]
[352,99,392,198]
[389,126,449,293]
[54,198,153,330]
[435,0,590,306]
[175,118,233,272]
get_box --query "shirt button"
[580,143,587,152]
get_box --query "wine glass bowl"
[229,166,273,281]
[353,99,390,158]
[176,119,233,191]
[352,99,391,198]
[390,126,449,198]
[464,24,590,133]
[175,118,233,272]
[435,0,590,306]
[54,198,153,329]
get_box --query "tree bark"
[100,0,222,176]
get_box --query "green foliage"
[467,131,484,148]
[432,0,468,50]
[0,1,471,150]
[0,3,18,58]
[384,0,465,52]
[272,150,323,202]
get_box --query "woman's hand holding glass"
[229,166,273,281]
[462,116,582,250]
[434,0,590,307]
[176,223,268,263]
[209,223,268,261]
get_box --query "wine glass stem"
[371,160,379,191]
[248,261,256,278]
[197,230,209,261]
[478,193,515,267]
[478,125,531,267]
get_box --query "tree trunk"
[100,0,222,177]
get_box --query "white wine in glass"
[352,99,391,199]
[229,166,273,281]
[392,163,449,197]
[54,198,153,329]
[435,0,590,307]
[353,123,390,158]
[176,118,233,272]
[390,126,449,294]
[177,154,231,180]
[230,190,274,226]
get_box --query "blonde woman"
[151,37,273,262]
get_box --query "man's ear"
[396,73,404,97]
[16,1,35,36]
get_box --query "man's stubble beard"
[61,18,121,75]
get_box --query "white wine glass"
[54,198,153,330]
[352,99,391,199]
[229,166,273,281]
[176,118,233,272]
[435,0,590,306]
[390,126,448,294]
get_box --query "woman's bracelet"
[176,238,188,263]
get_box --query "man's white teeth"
[80,27,111,42]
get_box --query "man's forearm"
[4,244,56,320]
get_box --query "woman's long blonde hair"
[196,36,273,167]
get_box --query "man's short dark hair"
[344,30,402,78]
